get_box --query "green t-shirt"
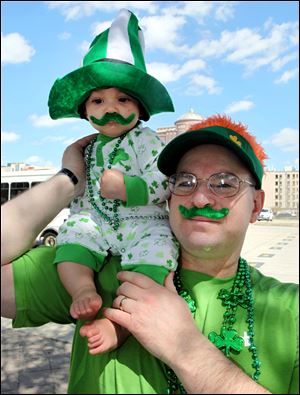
[12,246,299,394]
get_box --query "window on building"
[1,183,9,204]
[10,182,29,199]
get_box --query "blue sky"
[1,1,299,171]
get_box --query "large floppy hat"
[48,9,174,121]
[157,114,268,189]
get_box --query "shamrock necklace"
[85,134,169,231]
[86,135,126,231]
[166,257,261,394]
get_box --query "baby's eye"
[91,98,103,104]
[118,97,131,103]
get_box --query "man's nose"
[190,182,216,207]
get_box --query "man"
[2,115,298,394]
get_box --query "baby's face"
[85,87,140,137]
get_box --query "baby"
[48,9,178,354]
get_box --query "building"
[262,167,299,213]
[1,162,55,172]
[157,108,204,144]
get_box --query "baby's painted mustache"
[179,205,229,220]
[90,112,135,126]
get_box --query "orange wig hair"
[188,114,268,167]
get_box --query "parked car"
[257,208,273,221]
[276,210,298,218]
[34,208,70,247]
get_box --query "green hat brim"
[48,61,174,121]
[157,126,263,188]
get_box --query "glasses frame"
[168,172,256,198]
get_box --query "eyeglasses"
[169,172,256,198]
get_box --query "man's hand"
[62,133,97,197]
[100,169,126,201]
[103,271,198,366]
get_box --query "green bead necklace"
[166,257,261,394]
[85,135,125,231]
[85,135,169,231]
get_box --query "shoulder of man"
[251,267,298,309]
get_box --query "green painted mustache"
[179,205,229,219]
[90,112,135,126]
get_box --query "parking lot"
[242,218,299,283]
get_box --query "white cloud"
[24,155,42,164]
[29,114,81,128]
[163,1,213,21]
[91,21,112,37]
[214,1,236,22]
[46,1,158,21]
[23,155,55,167]
[162,1,236,23]
[1,131,21,142]
[185,21,299,76]
[274,67,299,84]
[187,74,222,96]
[270,128,299,152]
[141,14,188,53]
[1,33,35,64]
[78,40,91,56]
[271,51,299,71]
[41,136,67,143]
[147,59,206,83]
[225,100,254,114]
[58,32,71,40]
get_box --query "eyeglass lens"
[169,173,241,197]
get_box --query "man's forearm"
[1,174,75,265]
[171,334,270,394]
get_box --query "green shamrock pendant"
[208,327,244,356]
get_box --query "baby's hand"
[100,169,126,201]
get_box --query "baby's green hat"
[48,9,174,121]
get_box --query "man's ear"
[250,189,265,223]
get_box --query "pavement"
[1,219,299,394]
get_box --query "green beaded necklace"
[85,135,169,231]
[166,257,261,394]
[85,135,126,231]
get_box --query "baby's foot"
[80,318,128,354]
[70,290,102,320]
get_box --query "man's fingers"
[103,307,131,330]
[164,272,177,293]
[117,271,157,289]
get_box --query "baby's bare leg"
[57,261,102,320]
[80,318,130,354]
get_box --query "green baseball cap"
[157,115,267,189]
[48,9,174,122]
